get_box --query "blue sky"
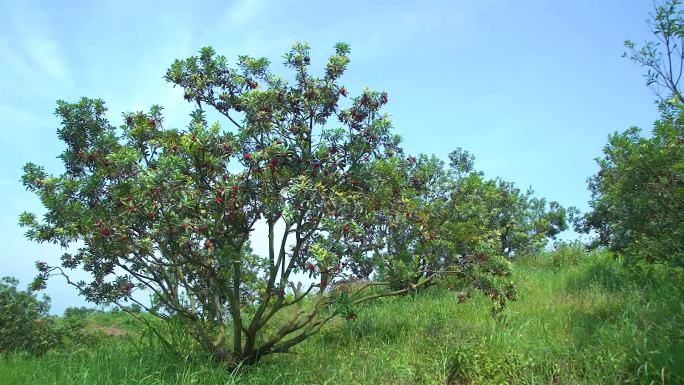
[0,0,660,314]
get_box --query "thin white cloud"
[226,0,266,26]
[23,36,71,85]
[0,39,72,104]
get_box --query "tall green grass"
[1,248,682,384]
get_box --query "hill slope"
[1,248,682,384]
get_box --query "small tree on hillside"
[576,116,684,266]
[442,151,566,259]
[20,43,451,365]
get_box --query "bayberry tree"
[375,147,567,311]
[374,152,517,312]
[20,43,445,365]
[575,114,684,266]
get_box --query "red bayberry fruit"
[307,262,316,271]
[126,115,133,124]
[102,227,110,236]
[149,118,156,127]
[243,153,252,160]
[215,196,223,204]
[339,86,347,97]
[342,223,350,233]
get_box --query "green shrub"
[63,306,98,318]
[0,277,103,355]
[0,276,57,355]
[547,240,588,270]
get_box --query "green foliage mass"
[0,276,96,355]
[374,148,566,313]
[0,277,55,355]
[577,107,684,266]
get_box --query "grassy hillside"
[1,248,682,385]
